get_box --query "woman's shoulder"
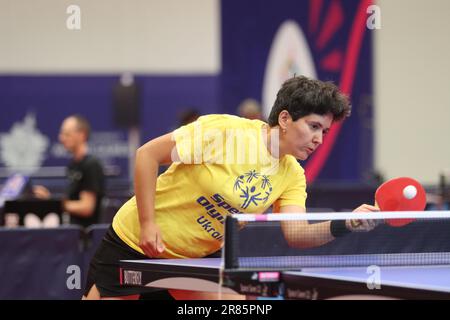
[198,114,266,128]
[281,155,305,173]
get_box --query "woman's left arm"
[278,205,334,249]
[278,204,381,249]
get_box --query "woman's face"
[283,112,333,160]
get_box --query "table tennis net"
[224,211,450,270]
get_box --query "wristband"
[330,219,351,238]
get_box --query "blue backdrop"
[0,76,219,181]
[0,0,373,185]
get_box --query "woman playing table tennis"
[83,76,380,300]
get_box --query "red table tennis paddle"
[374,177,426,227]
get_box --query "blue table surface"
[295,265,450,292]
[121,256,450,293]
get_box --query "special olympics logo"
[233,170,272,210]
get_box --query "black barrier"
[0,224,109,300]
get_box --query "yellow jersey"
[112,114,307,258]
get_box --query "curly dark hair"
[267,76,351,126]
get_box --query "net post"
[224,215,239,269]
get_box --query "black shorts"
[84,226,174,299]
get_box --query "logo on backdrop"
[261,1,372,183]
[262,20,318,119]
[0,112,131,178]
[0,113,49,174]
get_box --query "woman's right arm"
[134,132,179,257]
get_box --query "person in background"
[236,98,263,120]
[177,108,201,127]
[33,115,105,228]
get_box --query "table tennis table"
[119,254,450,299]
